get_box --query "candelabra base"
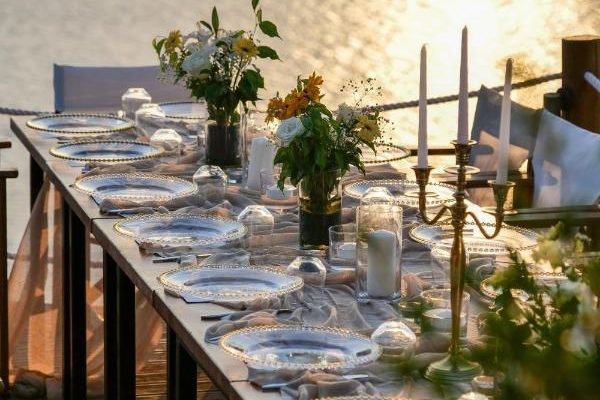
[424,353,482,384]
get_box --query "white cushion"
[532,110,600,207]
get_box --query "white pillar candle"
[496,58,513,185]
[417,45,428,168]
[367,229,397,298]
[246,136,276,190]
[457,26,469,144]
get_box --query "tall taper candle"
[418,45,428,168]
[496,58,513,185]
[457,26,469,144]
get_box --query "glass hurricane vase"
[298,170,342,250]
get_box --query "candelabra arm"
[421,205,451,225]
[411,165,451,224]
[465,180,515,239]
[466,211,503,239]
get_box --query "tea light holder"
[121,88,152,119]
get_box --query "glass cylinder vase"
[298,170,342,250]
[355,197,402,302]
[205,121,242,169]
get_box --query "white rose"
[336,102,355,124]
[276,117,304,144]
[182,45,216,78]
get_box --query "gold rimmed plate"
[49,140,164,163]
[73,173,197,202]
[344,179,455,207]
[219,325,381,371]
[361,142,410,165]
[409,222,538,254]
[27,113,134,136]
[158,264,303,302]
[113,213,246,246]
[158,101,209,120]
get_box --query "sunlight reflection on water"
[1,0,598,144]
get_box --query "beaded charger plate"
[49,140,164,163]
[113,213,246,246]
[344,179,455,207]
[409,222,538,254]
[219,325,382,371]
[73,173,197,202]
[27,113,134,136]
[361,143,410,165]
[158,101,208,120]
[158,265,303,302]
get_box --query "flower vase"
[205,121,242,168]
[298,170,342,250]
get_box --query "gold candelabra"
[411,140,514,383]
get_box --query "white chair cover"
[53,64,190,112]
[532,110,600,207]
[468,86,540,206]
[469,85,540,173]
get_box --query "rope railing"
[0,72,561,116]
[374,72,561,112]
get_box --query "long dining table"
[9,113,533,400]
[10,115,285,400]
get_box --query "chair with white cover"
[53,64,190,112]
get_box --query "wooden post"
[562,35,600,133]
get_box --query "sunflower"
[164,30,182,54]
[356,115,381,142]
[232,37,259,58]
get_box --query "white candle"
[367,229,397,298]
[246,136,276,190]
[417,45,428,168]
[457,26,469,144]
[496,58,513,185]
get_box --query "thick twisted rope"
[0,72,561,116]
[373,72,561,112]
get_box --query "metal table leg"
[62,203,87,399]
[103,250,136,399]
[167,329,197,400]
[29,156,43,211]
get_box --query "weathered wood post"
[562,35,600,133]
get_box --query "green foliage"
[153,0,280,125]
[259,20,280,38]
[479,223,600,399]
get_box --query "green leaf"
[204,82,227,101]
[211,7,219,33]
[252,0,259,10]
[256,9,262,22]
[257,46,280,60]
[199,20,213,33]
[259,20,280,38]
[152,38,166,54]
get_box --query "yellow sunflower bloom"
[233,38,259,58]
[356,115,381,142]
[164,30,182,53]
